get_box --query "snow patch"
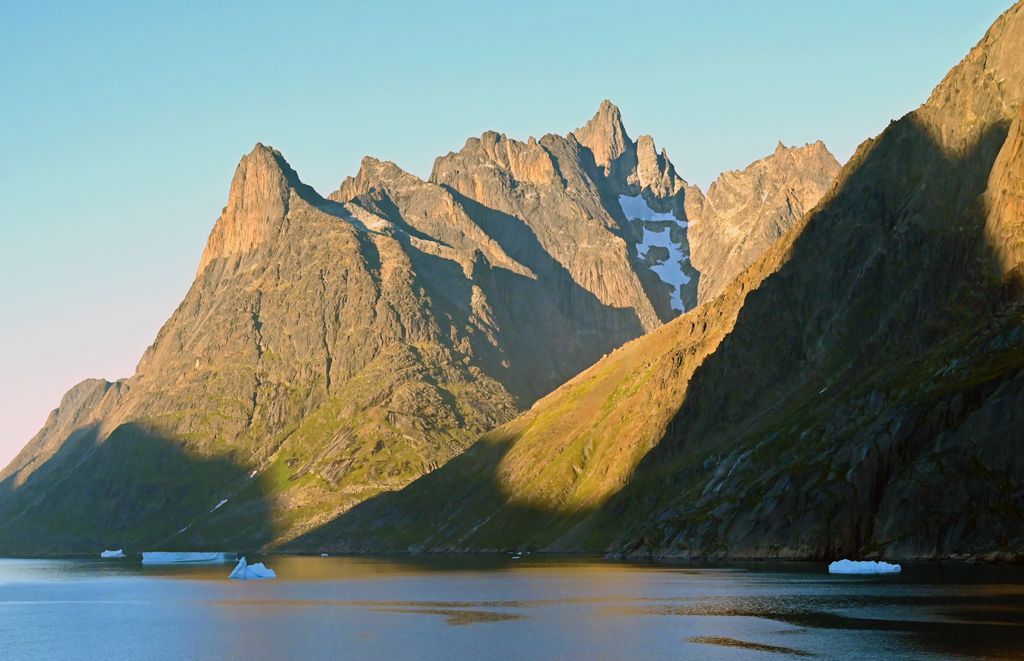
[100,549,125,558]
[828,559,902,575]
[618,195,692,312]
[141,551,235,565]
[618,194,678,221]
[249,469,258,479]
[211,499,228,512]
[229,556,277,580]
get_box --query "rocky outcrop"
[573,99,631,174]
[196,144,315,276]
[690,141,841,302]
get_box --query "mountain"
[691,141,840,302]
[0,105,838,553]
[301,2,1024,562]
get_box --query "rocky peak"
[430,130,559,187]
[334,155,422,202]
[573,99,632,172]
[196,143,308,276]
[689,141,841,303]
[706,141,840,215]
[920,1,1024,153]
[632,134,689,202]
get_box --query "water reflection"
[1,556,1023,659]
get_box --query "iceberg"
[100,549,125,558]
[828,559,902,574]
[141,551,235,565]
[228,556,277,580]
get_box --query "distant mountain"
[303,2,1024,562]
[0,102,838,553]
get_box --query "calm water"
[1,555,1023,660]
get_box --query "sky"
[0,0,1013,467]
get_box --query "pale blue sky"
[0,0,1012,466]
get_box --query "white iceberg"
[211,498,228,512]
[229,556,276,580]
[828,559,902,574]
[141,551,235,565]
[100,549,125,558]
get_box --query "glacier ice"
[229,556,277,580]
[618,194,692,312]
[828,559,902,574]
[141,551,235,565]
[100,549,125,558]
[618,194,678,221]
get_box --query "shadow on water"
[0,421,275,555]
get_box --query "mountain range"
[0,98,839,553]
[301,2,1024,562]
[5,3,1022,564]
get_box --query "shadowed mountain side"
[607,114,1024,560]
[289,4,1024,557]
[0,422,275,554]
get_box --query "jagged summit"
[197,143,316,276]
[573,99,631,171]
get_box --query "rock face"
[0,103,838,553]
[302,2,1024,562]
[690,141,841,302]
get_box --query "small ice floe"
[178,525,191,534]
[320,553,329,557]
[211,499,228,512]
[229,556,276,580]
[249,469,258,479]
[100,549,125,558]
[828,559,902,574]
[141,551,235,565]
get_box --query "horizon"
[0,0,1013,467]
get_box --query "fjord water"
[2,557,1022,659]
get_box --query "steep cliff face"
[0,99,840,554]
[690,141,841,302]
[306,2,1024,561]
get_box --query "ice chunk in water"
[229,556,277,580]
[828,559,902,574]
[100,549,125,558]
[141,551,235,565]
